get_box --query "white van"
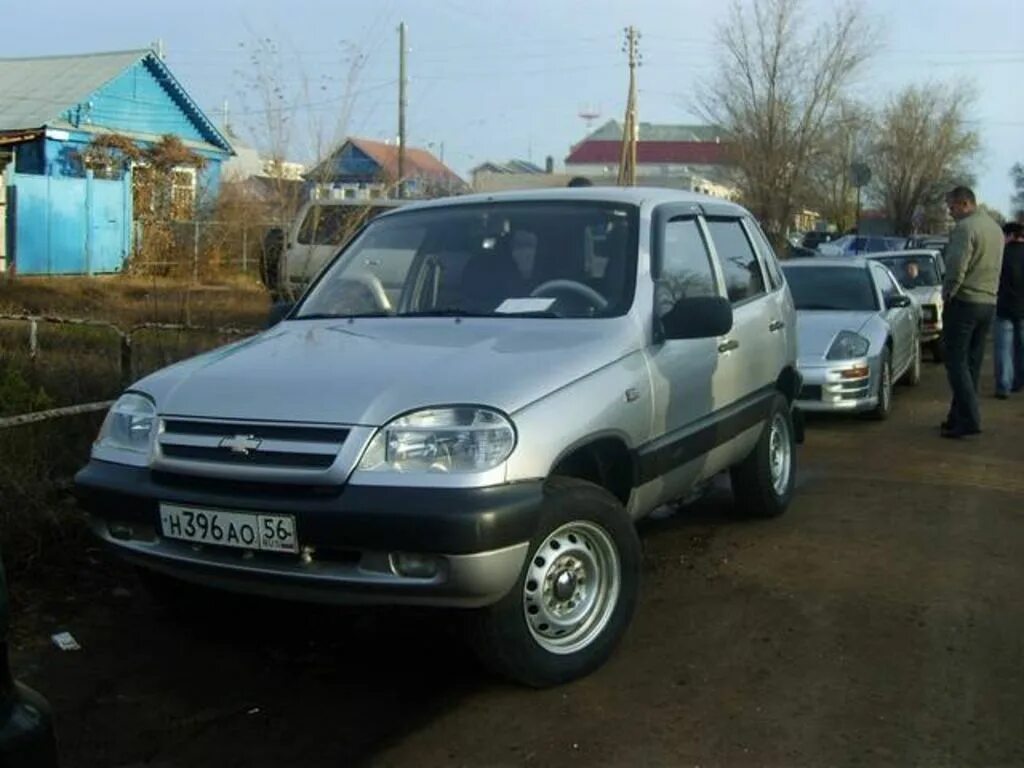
[277,198,407,296]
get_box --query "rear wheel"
[730,394,796,518]
[469,477,640,687]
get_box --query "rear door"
[700,216,778,464]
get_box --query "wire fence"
[129,220,284,282]
[0,314,261,429]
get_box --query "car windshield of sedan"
[874,256,941,288]
[295,201,639,319]
[781,266,879,311]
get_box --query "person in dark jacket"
[994,221,1024,397]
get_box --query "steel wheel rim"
[768,412,792,497]
[522,521,620,655]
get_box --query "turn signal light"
[840,365,870,380]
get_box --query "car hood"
[134,318,641,426]
[908,285,943,305]
[795,310,875,362]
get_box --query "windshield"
[297,204,393,245]
[295,201,639,319]
[781,265,879,312]
[874,256,940,288]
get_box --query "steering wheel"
[529,279,609,312]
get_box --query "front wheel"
[730,393,796,518]
[904,342,922,386]
[870,351,893,420]
[468,477,640,687]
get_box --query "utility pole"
[617,26,640,187]
[397,22,407,199]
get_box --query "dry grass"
[0,275,273,572]
[0,273,271,328]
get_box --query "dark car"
[0,555,58,767]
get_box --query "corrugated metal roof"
[585,119,725,143]
[0,49,150,132]
[566,139,730,166]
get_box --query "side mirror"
[267,301,295,328]
[661,296,734,340]
[885,294,912,309]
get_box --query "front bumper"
[920,321,942,343]
[74,461,542,608]
[794,358,877,413]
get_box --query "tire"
[870,350,893,420]
[931,339,945,363]
[903,342,922,386]
[468,477,641,687]
[730,393,796,518]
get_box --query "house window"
[171,168,197,220]
[131,164,198,220]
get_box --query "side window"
[744,218,784,290]
[705,219,766,304]
[657,217,718,318]
[873,264,901,299]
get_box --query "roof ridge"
[0,48,151,62]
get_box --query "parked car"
[781,257,921,419]
[75,188,801,687]
[800,230,838,251]
[867,250,946,361]
[269,198,408,298]
[905,234,949,255]
[0,555,58,767]
[817,235,906,257]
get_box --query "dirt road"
[10,363,1024,767]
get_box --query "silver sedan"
[781,257,921,419]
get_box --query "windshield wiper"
[797,304,848,311]
[400,308,560,318]
[292,312,391,320]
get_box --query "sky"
[4,0,1023,212]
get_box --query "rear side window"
[656,217,719,317]
[705,219,766,304]
[744,219,784,290]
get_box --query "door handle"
[769,320,786,332]
[717,339,740,354]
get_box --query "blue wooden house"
[0,49,232,275]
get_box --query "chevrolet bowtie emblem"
[219,434,263,455]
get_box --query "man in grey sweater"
[940,186,1005,438]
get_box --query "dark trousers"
[943,299,995,432]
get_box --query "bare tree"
[803,99,875,232]
[1011,163,1024,221]
[869,83,979,236]
[699,0,872,246]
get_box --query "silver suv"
[75,188,800,686]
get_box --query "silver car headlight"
[826,331,870,360]
[92,393,157,465]
[358,407,516,474]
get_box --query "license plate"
[158,503,298,553]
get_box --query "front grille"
[922,304,938,323]
[158,418,349,471]
[799,384,822,400]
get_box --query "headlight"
[93,393,157,462]
[826,331,870,360]
[358,407,516,474]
